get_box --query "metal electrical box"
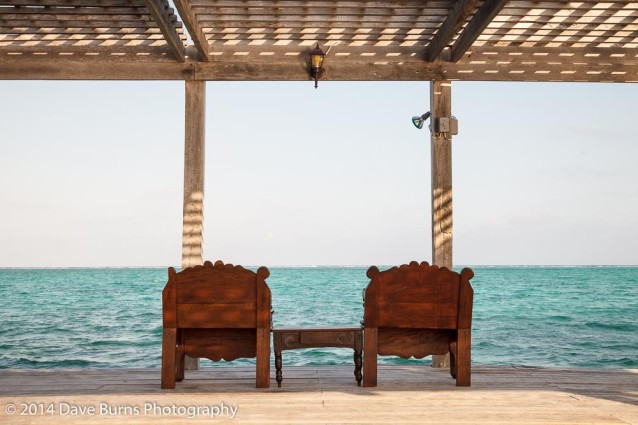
[434,117,459,135]
[436,117,450,133]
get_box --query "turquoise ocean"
[0,266,636,369]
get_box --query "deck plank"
[0,366,636,424]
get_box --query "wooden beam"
[430,80,453,368]
[182,80,206,370]
[1,46,637,82]
[142,0,185,61]
[182,80,206,271]
[425,0,480,62]
[173,0,210,61]
[450,0,509,62]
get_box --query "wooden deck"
[1,366,636,424]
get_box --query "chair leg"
[449,341,458,379]
[456,329,471,387]
[176,344,185,382]
[161,328,176,389]
[256,328,270,388]
[363,327,378,387]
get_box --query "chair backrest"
[364,261,473,330]
[163,260,271,330]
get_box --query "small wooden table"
[273,326,363,387]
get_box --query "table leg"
[354,349,362,386]
[275,351,283,387]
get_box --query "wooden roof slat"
[425,0,480,62]
[200,21,443,29]
[190,6,452,16]
[189,0,454,8]
[0,30,166,38]
[481,28,636,38]
[0,19,175,28]
[0,40,170,49]
[143,0,186,60]
[0,13,174,23]
[173,0,211,61]
[0,7,150,15]
[202,28,436,36]
[450,0,509,62]
[494,9,638,19]
[506,1,638,9]
[0,26,164,35]
[0,0,185,59]
[0,43,179,56]
[196,14,447,23]
[4,0,145,6]
[204,33,435,42]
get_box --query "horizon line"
[2,264,638,270]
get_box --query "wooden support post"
[182,80,206,370]
[430,80,453,368]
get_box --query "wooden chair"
[161,260,272,389]
[362,261,474,387]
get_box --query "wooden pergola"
[2,0,637,368]
[1,1,637,81]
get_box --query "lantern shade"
[310,44,325,70]
[309,43,326,88]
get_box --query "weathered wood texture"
[1,1,638,82]
[1,366,636,424]
[0,0,186,59]
[363,261,474,387]
[181,80,205,271]
[181,78,205,371]
[3,44,636,82]
[173,0,211,61]
[426,0,480,62]
[430,80,453,368]
[142,0,186,60]
[161,260,272,389]
[450,0,509,62]
[431,80,453,272]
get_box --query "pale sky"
[1,81,637,267]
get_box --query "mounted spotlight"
[309,43,326,89]
[411,112,431,129]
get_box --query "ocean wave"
[1,266,637,369]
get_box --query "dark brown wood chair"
[362,261,474,387]
[161,260,272,389]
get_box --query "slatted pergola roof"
[1,0,637,81]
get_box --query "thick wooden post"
[430,80,453,368]
[182,80,206,370]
